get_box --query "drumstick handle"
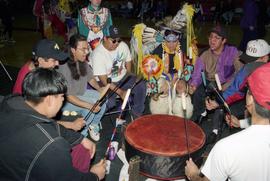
[104,127,117,158]
[215,73,222,91]
[121,89,131,110]
[182,93,190,158]
[183,114,191,158]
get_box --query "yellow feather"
[183,3,197,65]
[132,24,146,75]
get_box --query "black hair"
[254,101,270,119]
[22,68,67,104]
[68,34,88,80]
[248,88,270,119]
[69,34,87,49]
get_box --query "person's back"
[0,96,71,180]
[185,62,270,181]
[202,125,270,181]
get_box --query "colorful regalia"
[78,5,112,51]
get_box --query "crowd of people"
[0,0,270,180]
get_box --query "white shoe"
[88,125,100,141]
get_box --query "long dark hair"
[68,34,88,80]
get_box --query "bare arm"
[57,118,86,131]
[98,74,126,100]
[67,95,100,112]
[88,78,102,92]
[185,158,210,181]
[125,61,132,73]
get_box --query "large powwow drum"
[124,114,206,180]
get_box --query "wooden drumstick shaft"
[182,93,190,158]
[215,73,222,91]
[121,89,131,111]
[105,88,132,158]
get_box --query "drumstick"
[104,89,131,159]
[105,74,132,100]
[84,82,111,121]
[215,73,222,91]
[182,93,191,158]
[208,83,232,127]
[201,71,207,87]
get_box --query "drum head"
[124,114,206,180]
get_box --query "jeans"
[107,75,147,117]
[62,89,106,137]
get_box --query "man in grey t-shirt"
[58,34,106,141]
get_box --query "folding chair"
[0,56,13,81]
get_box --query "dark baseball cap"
[210,25,227,39]
[32,39,68,62]
[108,26,121,39]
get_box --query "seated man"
[13,39,68,95]
[58,34,106,141]
[206,39,269,143]
[185,62,270,181]
[90,26,147,118]
[189,26,243,122]
[0,68,105,180]
[12,39,85,132]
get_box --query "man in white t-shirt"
[90,26,146,118]
[185,61,270,181]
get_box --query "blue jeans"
[107,75,147,117]
[62,89,106,137]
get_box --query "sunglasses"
[110,38,121,44]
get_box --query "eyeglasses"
[110,38,121,44]
[208,35,222,40]
[77,47,89,53]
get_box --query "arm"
[185,158,210,181]
[233,56,243,74]
[56,123,84,146]
[98,74,126,100]
[103,9,113,36]
[57,118,86,131]
[88,78,102,92]
[33,139,99,181]
[80,137,96,158]
[125,61,132,73]
[222,66,246,104]
[188,57,204,94]
[189,57,204,88]
[225,114,250,128]
[67,95,100,112]
[77,8,89,38]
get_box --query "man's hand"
[118,89,127,101]
[188,85,197,95]
[89,104,101,113]
[90,159,106,180]
[225,114,240,128]
[71,118,85,131]
[185,158,200,180]
[81,138,96,158]
[205,98,219,110]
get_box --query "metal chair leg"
[0,57,13,81]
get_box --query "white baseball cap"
[240,39,270,63]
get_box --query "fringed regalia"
[78,5,112,51]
